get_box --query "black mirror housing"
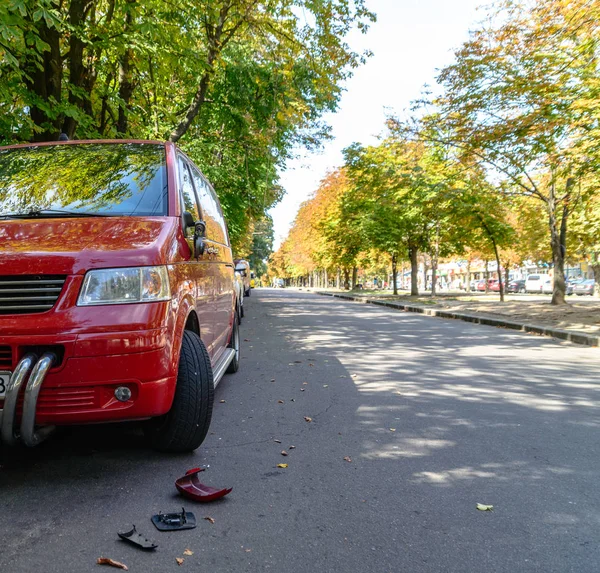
[183,211,195,228]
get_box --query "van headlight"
[78,266,171,306]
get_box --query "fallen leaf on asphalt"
[183,549,194,556]
[476,503,494,511]
[323,385,328,388]
[244,339,250,341]
[302,382,308,385]
[277,463,288,468]
[294,360,302,363]
[309,363,314,367]
[344,456,352,462]
[281,450,288,456]
[300,388,305,392]
[176,557,184,566]
[220,400,226,403]
[290,398,295,401]
[204,516,215,524]
[97,558,128,570]
[270,379,276,382]
[277,400,284,404]
[274,439,281,443]
[389,428,396,432]
[289,445,296,449]
[304,416,312,422]
[245,549,252,553]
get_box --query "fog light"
[114,386,132,402]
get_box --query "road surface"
[2,288,600,572]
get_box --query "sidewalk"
[311,289,600,347]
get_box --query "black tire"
[145,330,214,453]
[237,300,243,324]
[226,315,240,373]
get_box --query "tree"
[0,0,375,247]
[435,0,600,304]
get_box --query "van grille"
[0,345,11,367]
[0,275,66,315]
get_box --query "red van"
[0,140,240,452]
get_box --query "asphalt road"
[2,288,600,573]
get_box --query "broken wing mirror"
[194,220,206,258]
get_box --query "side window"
[178,156,200,239]
[206,181,229,246]
[190,167,227,244]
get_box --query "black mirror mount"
[182,211,195,229]
[193,220,207,258]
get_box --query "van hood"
[0,217,178,275]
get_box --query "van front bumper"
[0,327,177,445]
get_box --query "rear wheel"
[226,315,240,374]
[145,331,214,453]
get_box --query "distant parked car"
[507,279,526,293]
[541,277,553,294]
[574,279,595,296]
[525,274,549,293]
[476,279,489,292]
[234,271,245,321]
[488,279,500,292]
[234,259,251,296]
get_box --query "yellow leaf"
[304,416,312,422]
[277,463,288,468]
[476,503,494,511]
[204,516,215,524]
[176,558,184,566]
[183,549,193,556]
[389,428,396,432]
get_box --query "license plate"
[0,371,10,399]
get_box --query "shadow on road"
[1,287,599,572]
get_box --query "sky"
[269,0,485,249]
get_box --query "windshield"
[0,143,167,217]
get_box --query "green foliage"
[0,0,375,250]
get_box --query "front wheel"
[145,331,214,453]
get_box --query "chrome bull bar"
[0,352,56,447]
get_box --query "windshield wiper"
[0,209,113,220]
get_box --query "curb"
[315,291,600,347]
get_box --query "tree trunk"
[504,264,510,298]
[116,2,135,136]
[24,18,62,141]
[466,260,471,293]
[324,268,328,289]
[485,260,489,293]
[343,268,350,290]
[591,261,600,296]
[548,178,573,305]
[490,238,504,302]
[391,253,398,296]
[422,256,429,292]
[431,224,440,296]
[351,267,358,290]
[336,268,340,290]
[409,246,419,296]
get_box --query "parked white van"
[525,274,550,293]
